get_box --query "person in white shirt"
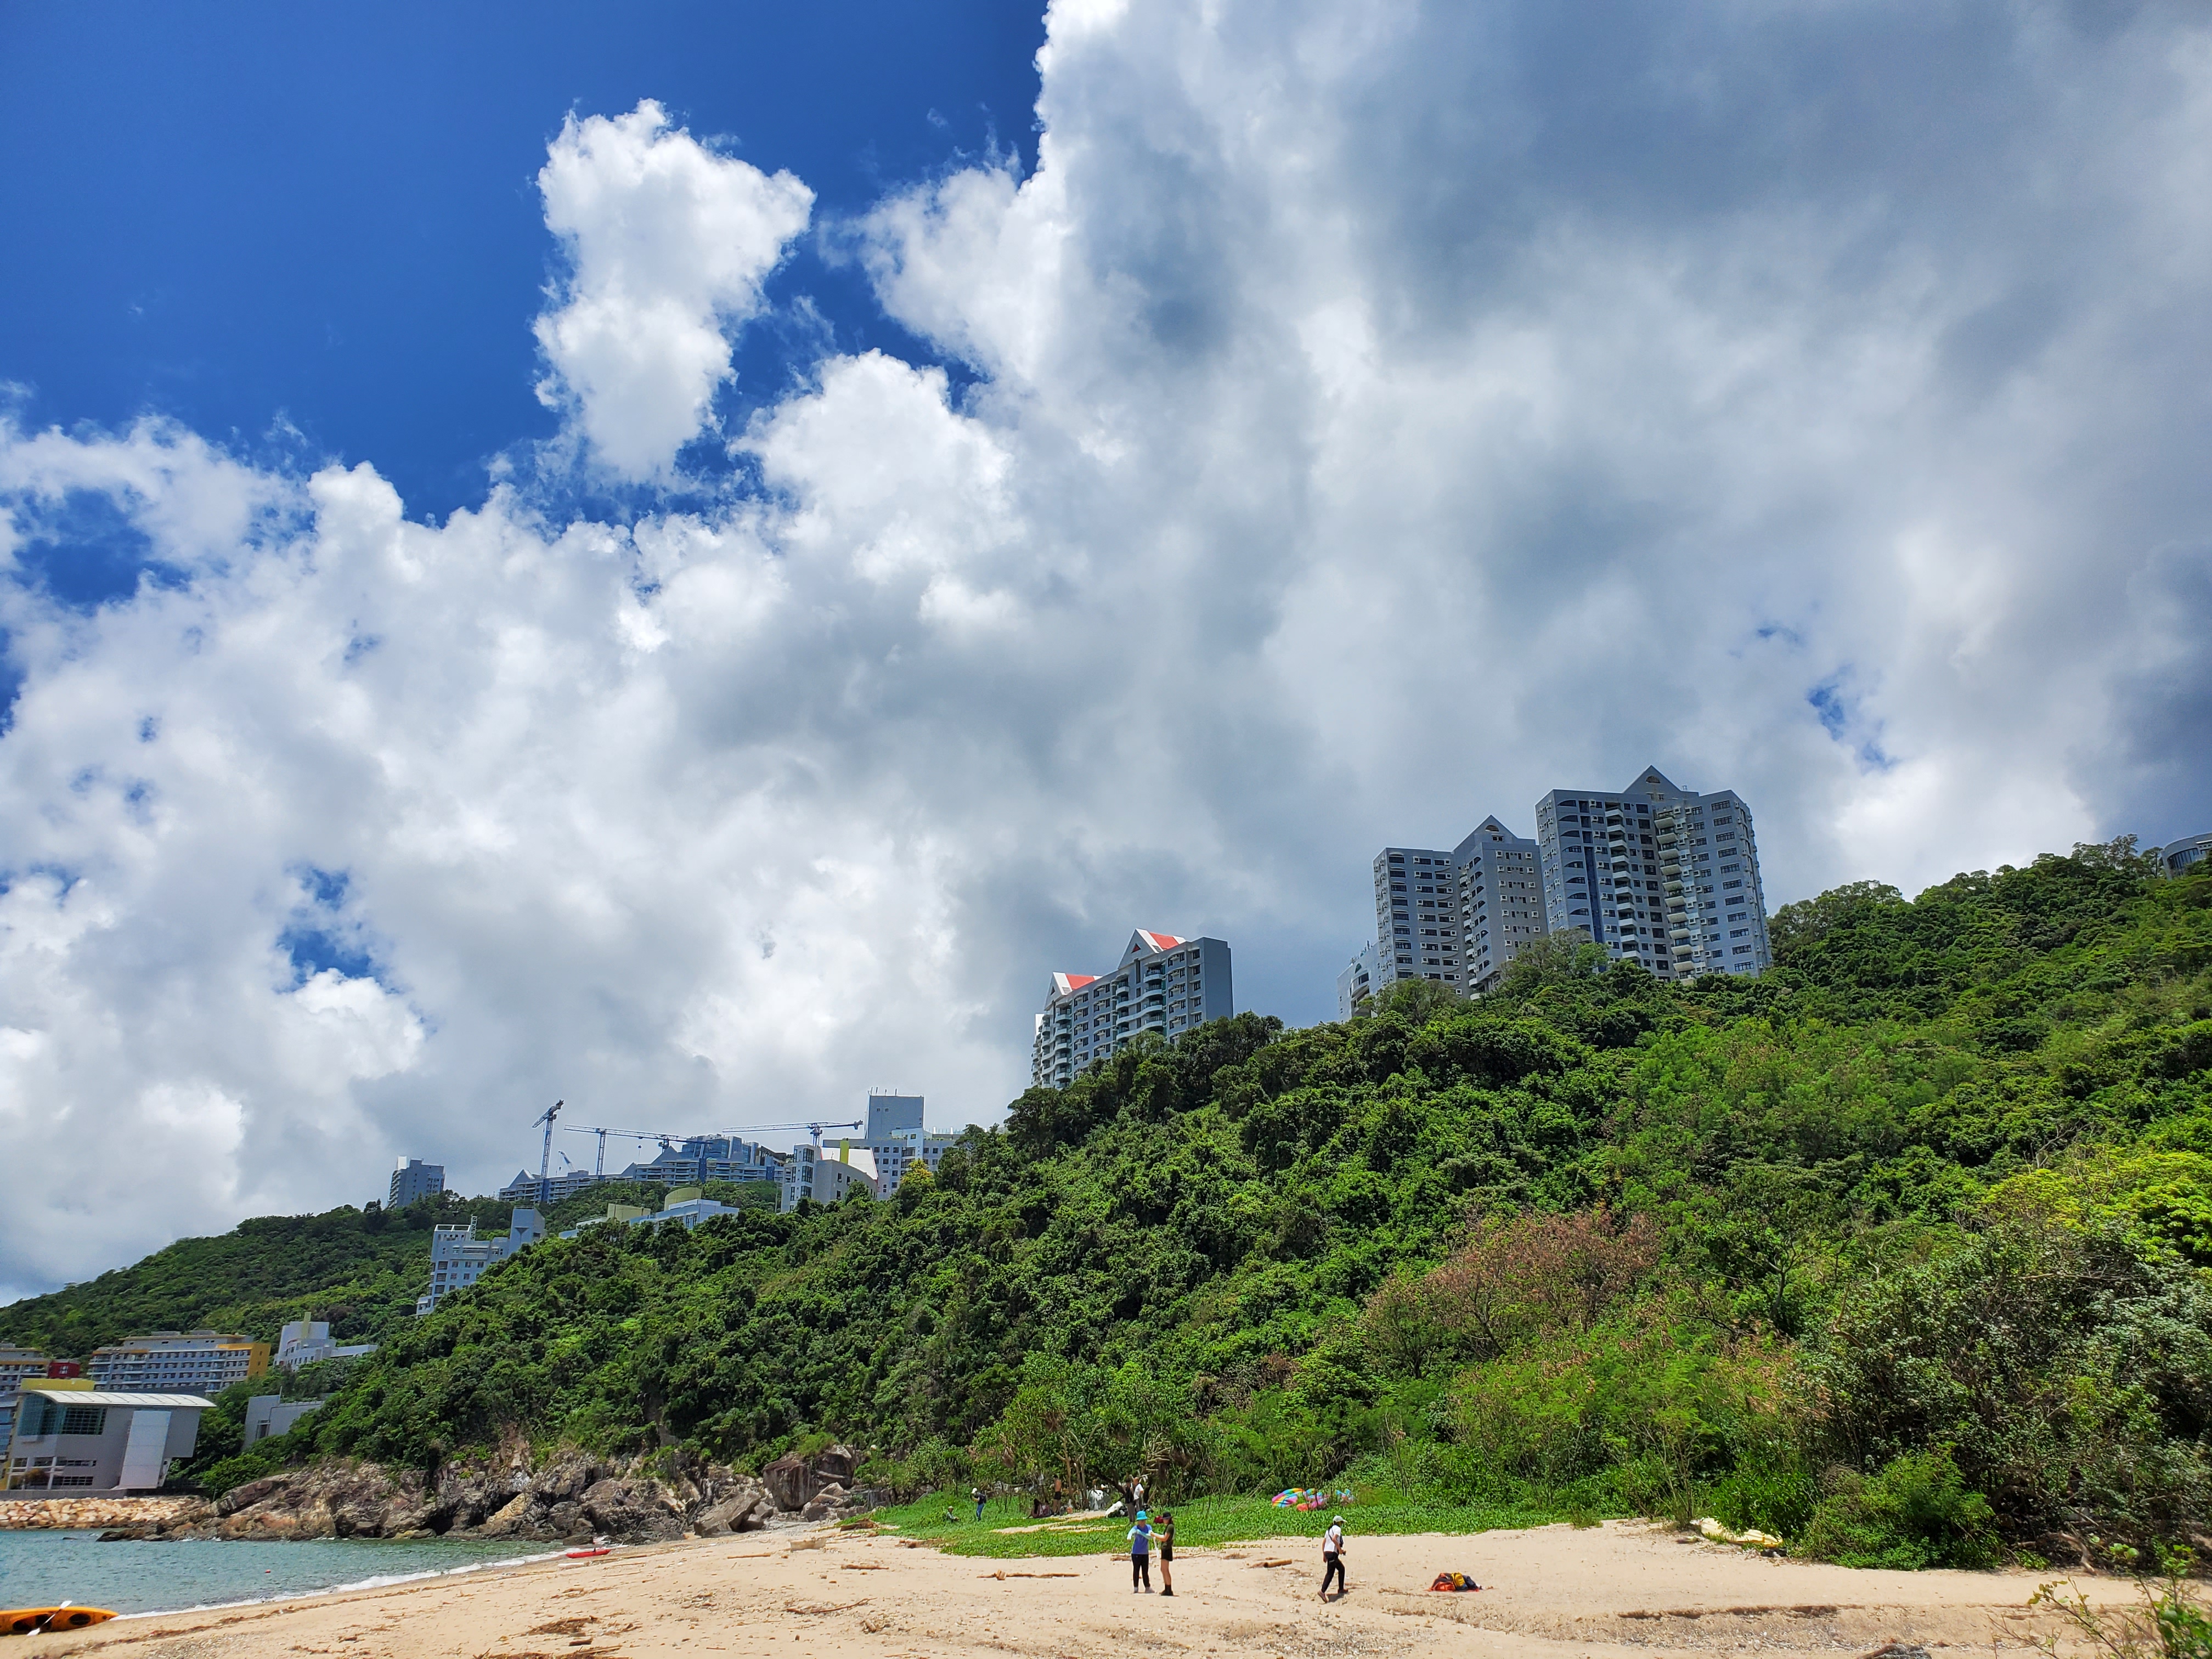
[1320,1515,1347,1600]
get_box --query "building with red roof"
[1031,929,1233,1087]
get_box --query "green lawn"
[858,1489,1598,1559]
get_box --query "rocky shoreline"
[10,1444,882,1545]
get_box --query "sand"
[14,1519,2135,1659]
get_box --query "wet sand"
[15,1518,2129,1659]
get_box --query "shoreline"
[13,1519,2135,1659]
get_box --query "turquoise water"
[0,1531,555,1617]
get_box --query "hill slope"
[261,841,2212,1565]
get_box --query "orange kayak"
[6,1607,119,1636]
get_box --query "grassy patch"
[863,1490,1597,1558]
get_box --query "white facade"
[274,1320,376,1370]
[89,1332,266,1395]
[1031,930,1234,1088]
[778,1145,880,1211]
[1534,766,1771,978]
[414,1208,545,1314]
[242,1394,325,1448]
[1335,941,1379,1020]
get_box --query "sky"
[2,0,2210,1301]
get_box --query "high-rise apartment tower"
[1534,766,1770,978]
[1031,930,1233,1087]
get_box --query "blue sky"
[2,0,2208,1295]
[0,1,1041,524]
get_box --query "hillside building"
[388,1157,444,1210]
[1534,766,1771,978]
[861,1093,958,1194]
[274,1320,376,1370]
[1334,941,1379,1020]
[1452,816,1549,991]
[88,1333,268,1396]
[2160,831,2211,879]
[778,1144,879,1211]
[414,1208,545,1315]
[242,1395,325,1449]
[1030,930,1234,1088]
[1365,816,1548,997]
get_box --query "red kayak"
[566,1547,612,1559]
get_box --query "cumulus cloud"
[534,101,813,479]
[4,3,2211,1294]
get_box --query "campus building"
[1030,930,1234,1088]
[273,1321,376,1370]
[414,1209,545,1315]
[1534,766,1771,978]
[88,1333,269,1396]
[1334,940,1379,1020]
[861,1093,959,1195]
[778,1144,880,1211]
[2159,831,2212,879]
[498,1135,783,1203]
[388,1157,444,1210]
[5,1383,210,1492]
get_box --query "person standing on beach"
[1156,1510,1176,1596]
[1128,1510,1154,1593]
[1319,1515,1347,1601]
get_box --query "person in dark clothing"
[1156,1510,1176,1596]
[1128,1511,1154,1592]
[972,1486,986,1522]
[1319,1515,1347,1600]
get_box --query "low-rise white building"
[242,1394,325,1449]
[274,1320,376,1370]
[778,1145,879,1211]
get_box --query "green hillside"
[234,838,2211,1567]
[0,1183,774,1357]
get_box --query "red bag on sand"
[1429,1572,1481,1592]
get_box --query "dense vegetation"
[0,1182,772,1356]
[22,841,2212,1568]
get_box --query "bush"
[1801,1449,2000,1570]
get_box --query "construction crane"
[727,1120,864,1151]
[563,1118,868,1170]
[533,1100,563,1206]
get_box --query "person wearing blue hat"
[1127,1510,1154,1592]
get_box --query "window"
[60,1406,107,1436]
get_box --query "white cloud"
[533,100,813,479]
[4,2,2212,1294]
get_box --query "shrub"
[1801,1448,2000,1570]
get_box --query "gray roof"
[18,1389,214,1408]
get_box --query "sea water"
[0,1530,554,1617]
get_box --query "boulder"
[762,1454,812,1513]
[812,1444,861,1485]
[546,1499,588,1539]
[476,1492,539,1538]
[217,1473,298,1517]
[693,1483,774,1537]
[581,1477,684,1543]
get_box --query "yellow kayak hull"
[5,1607,119,1636]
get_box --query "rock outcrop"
[173,1445,874,1544]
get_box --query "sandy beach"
[12,1519,2132,1659]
